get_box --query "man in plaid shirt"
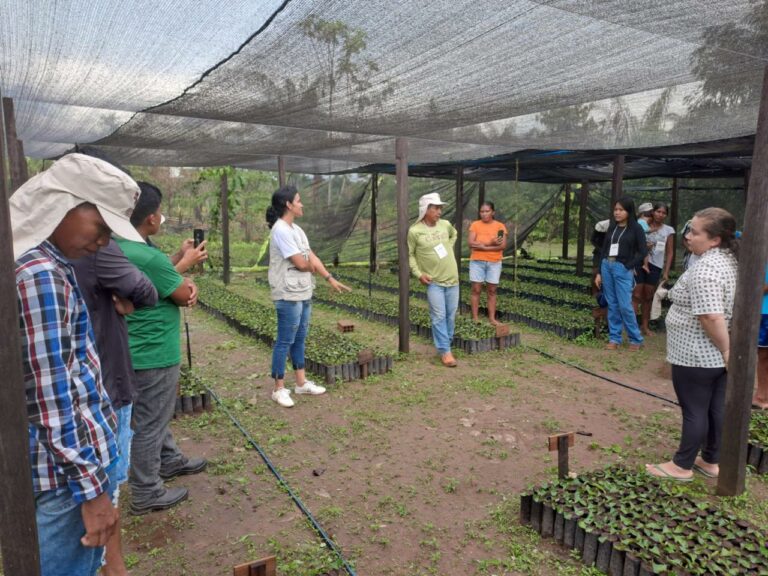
[12,154,145,576]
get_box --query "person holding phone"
[468,201,507,325]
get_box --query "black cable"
[202,384,357,576]
[525,345,679,407]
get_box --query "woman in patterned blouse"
[646,208,738,481]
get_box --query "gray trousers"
[129,365,184,503]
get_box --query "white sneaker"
[294,380,326,395]
[271,388,294,407]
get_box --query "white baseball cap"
[11,153,144,260]
[418,192,446,221]
[637,202,654,214]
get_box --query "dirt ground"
[120,293,768,576]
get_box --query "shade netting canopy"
[1,0,766,174]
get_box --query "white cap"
[10,153,144,260]
[418,192,446,221]
[637,202,653,214]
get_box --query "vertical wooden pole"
[611,154,624,207]
[477,180,485,214]
[454,167,464,265]
[220,171,230,285]
[0,92,41,576]
[0,96,8,201]
[2,97,26,193]
[561,184,572,259]
[395,138,410,353]
[557,435,570,479]
[369,173,378,273]
[744,168,750,204]
[277,156,286,188]
[717,66,768,496]
[575,181,589,276]
[671,177,679,270]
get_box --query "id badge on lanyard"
[609,243,619,257]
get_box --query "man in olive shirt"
[407,192,460,367]
[116,182,208,515]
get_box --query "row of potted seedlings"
[196,278,393,384]
[306,281,519,353]
[748,410,768,474]
[520,465,768,575]
[174,367,214,418]
[334,269,594,340]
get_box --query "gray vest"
[268,219,315,301]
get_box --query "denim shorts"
[760,315,768,348]
[635,263,662,286]
[469,260,502,284]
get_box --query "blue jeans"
[36,486,104,576]
[601,260,643,345]
[426,283,459,354]
[272,299,312,379]
[110,404,133,490]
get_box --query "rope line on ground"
[203,384,357,576]
[525,345,680,407]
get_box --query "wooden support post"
[454,167,464,264]
[477,180,486,215]
[610,154,624,207]
[561,184,572,259]
[575,181,589,276]
[277,156,286,188]
[2,97,26,193]
[370,173,378,273]
[220,171,230,285]
[395,138,410,354]
[0,96,8,201]
[548,432,575,480]
[671,177,679,270]
[233,556,276,576]
[744,168,750,202]
[0,92,41,576]
[717,66,768,496]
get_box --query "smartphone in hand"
[193,228,205,248]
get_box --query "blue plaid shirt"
[16,241,117,502]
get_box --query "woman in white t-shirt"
[265,186,351,408]
[633,202,675,336]
[646,207,738,481]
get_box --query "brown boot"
[441,352,457,367]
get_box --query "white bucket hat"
[418,192,446,221]
[10,153,144,260]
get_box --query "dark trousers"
[671,364,727,469]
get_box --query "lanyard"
[610,225,627,246]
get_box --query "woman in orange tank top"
[468,201,507,325]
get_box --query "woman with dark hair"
[646,207,738,480]
[266,186,351,408]
[468,201,507,325]
[595,196,648,350]
[633,201,675,335]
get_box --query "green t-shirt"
[407,219,459,286]
[115,238,184,370]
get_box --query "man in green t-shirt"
[408,192,460,367]
[116,182,209,515]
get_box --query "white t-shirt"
[646,224,675,270]
[268,219,314,301]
